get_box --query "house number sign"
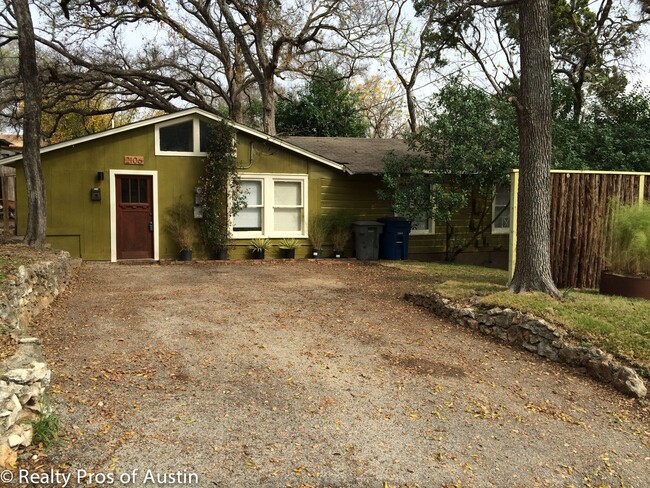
[124,155,144,165]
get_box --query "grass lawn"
[387,261,650,372]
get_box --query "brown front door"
[116,175,154,260]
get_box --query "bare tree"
[12,0,381,136]
[356,75,407,138]
[26,0,257,123]
[6,0,47,246]
[215,0,381,134]
[382,0,435,132]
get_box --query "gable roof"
[0,108,349,173]
[284,136,412,175]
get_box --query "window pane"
[495,192,509,206]
[121,179,129,203]
[411,216,430,232]
[199,120,210,153]
[494,210,509,229]
[493,184,510,229]
[130,178,139,203]
[241,180,262,205]
[233,208,262,231]
[159,121,193,152]
[274,181,301,206]
[274,208,302,232]
[139,179,148,203]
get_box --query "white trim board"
[109,169,159,263]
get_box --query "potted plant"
[249,238,271,259]
[308,214,331,258]
[600,201,650,299]
[278,238,299,259]
[163,200,197,261]
[329,211,354,258]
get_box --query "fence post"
[507,170,519,282]
[2,176,8,236]
[639,175,646,206]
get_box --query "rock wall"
[0,251,71,452]
[405,293,647,399]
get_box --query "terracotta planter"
[599,271,650,300]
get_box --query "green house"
[1,108,509,263]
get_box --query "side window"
[273,181,303,232]
[159,121,194,152]
[410,214,434,234]
[232,174,308,237]
[199,120,210,153]
[492,184,510,234]
[156,117,213,155]
[233,180,263,231]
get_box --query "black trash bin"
[378,217,411,260]
[352,221,384,260]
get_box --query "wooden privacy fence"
[508,170,650,289]
[0,166,16,237]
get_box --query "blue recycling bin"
[378,217,411,260]
[353,221,384,260]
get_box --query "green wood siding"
[12,122,507,262]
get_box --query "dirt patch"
[17,261,650,487]
[382,354,467,378]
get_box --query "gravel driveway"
[32,261,649,487]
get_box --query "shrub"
[308,214,331,250]
[249,238,271,251]
[329,211,354,251]
[278,238,299,250]
[606,202,650,276]
[32,413,61,451]
[199,121,246,257]
[163,199,196,251]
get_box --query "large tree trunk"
[260,74,276,135]
[229,44,245,124]
[14,0,47,247]
[509,0,560,297]
[405,86,418,133]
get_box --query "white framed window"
[155,117,211,156]
[492,184,511,234]
[234,180,263,231]
[233,173,308,238]
[409,214,435,235]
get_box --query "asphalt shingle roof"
[284,136,412,174]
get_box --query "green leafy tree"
[553,84,650,172]
[199,121,246,258]
[380,80,517,261]
[276,68,368,137]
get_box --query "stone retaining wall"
[0,251,72,453]
[405,293,647,399]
